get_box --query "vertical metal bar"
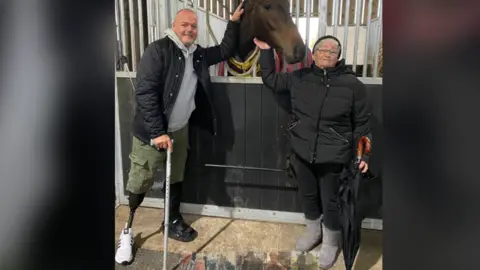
[165,0,172,29]
[195,0,198,13]
[222,0,226,19]
[138,0,145,55]
[119,0,128,64]
[285,0,290,72]
[289,0,293,17]
[317,0,321,39]
[371,22,380,77]
[353,0,357,23]
[295,0,299,26]
[304,0,311,66]
[205,0,210,47]
[150,0,155,41]
[361,0,366,24]
[377,0,381,19]
[152,0,156,40]
[206,0,212,55]
[330,0,334,25]
[227,0,231,19]
[352,0,362,72]
[318,0,327,38]
[290,0,299,73]
[333,0,339,37]
[173,0,178,16]
[115,0,120,42]
[342,0,350,62]
[146,0,151,43]
[224,0,229,80]
[155,0,164,39]
[362,0,373,77]
[224,0,230,77]
[339,0,343,26]
[115,0,122,58]
[156,0,161,40]
[372,0,382,78]
[128,0,137,71]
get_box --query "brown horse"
[218,0,307,76]
[238,0,305,64]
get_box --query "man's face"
[313,39,340,68]
[172,10,198,47]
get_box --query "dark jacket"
[132,21,240,144]
[260,49,372,164]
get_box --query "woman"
[254,35,372,269]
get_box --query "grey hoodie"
[164,28,198,132]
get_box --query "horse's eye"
[263,4,271,9]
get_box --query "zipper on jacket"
[329,127,349,144]
[311,69,329,163]
[288,120,300,131]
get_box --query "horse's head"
[238,0,305,64]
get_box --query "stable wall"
[115,76,383,229]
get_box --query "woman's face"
[313,39,340,68]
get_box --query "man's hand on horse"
[253,38,270,49]
[230,3,245,22]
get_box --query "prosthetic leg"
[115,192,146,265]
[126,192,146,229]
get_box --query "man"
[115,5,244,265]
[253,35,372,269]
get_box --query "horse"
[218,0,313,77]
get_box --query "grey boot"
[295,216,322,252]
[318,225,341,269]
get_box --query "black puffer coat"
[132,21,240,144]
[260,49,372,164]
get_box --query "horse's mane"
[236,0,258,61]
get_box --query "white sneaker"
[115,224,134,264]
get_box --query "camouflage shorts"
[125,124,189,194]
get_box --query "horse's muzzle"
[285,44,306,64]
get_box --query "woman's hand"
[253,38,271,49]
[359,161,368,173]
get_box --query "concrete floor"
[115,206,382,269]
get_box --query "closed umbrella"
[338,136,372,270]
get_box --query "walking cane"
[150,138,173,270]
[163,140,173,270]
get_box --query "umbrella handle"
[356,136,371,162]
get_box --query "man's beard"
[182,35,194,47]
